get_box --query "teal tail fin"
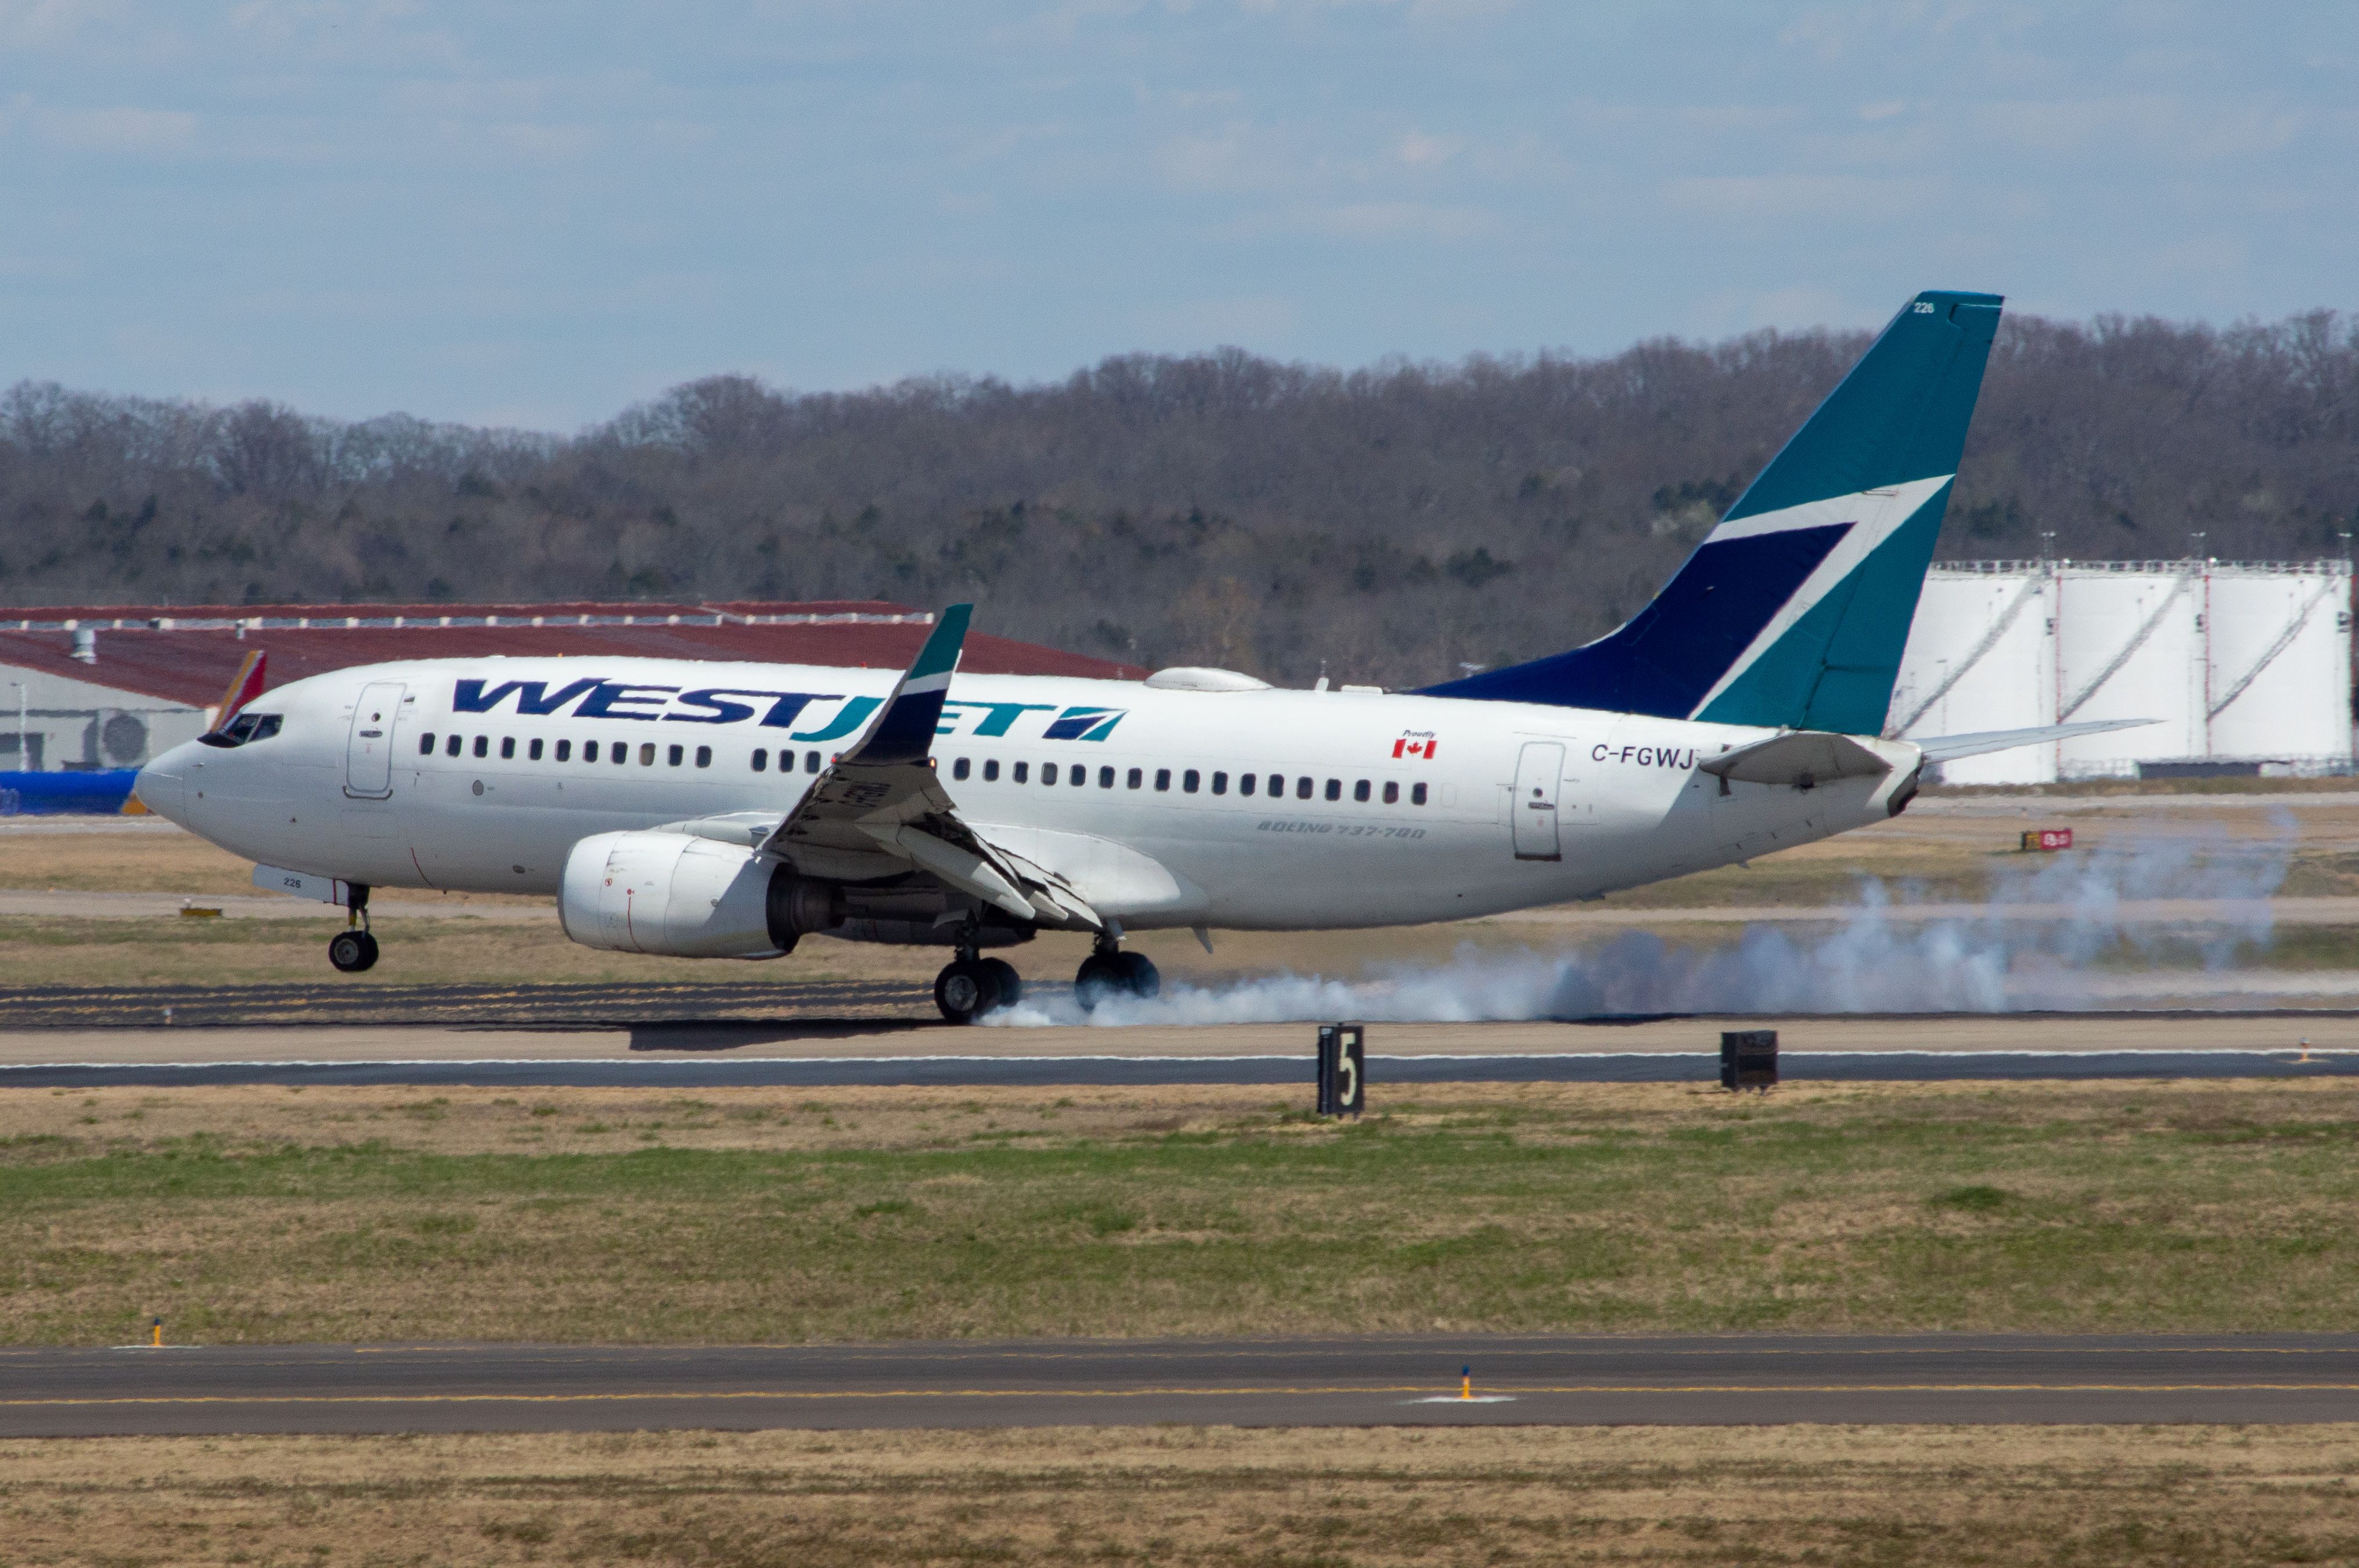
[1422,290,2003,734]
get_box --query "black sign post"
[1720,1029,1778,1091]
[1317,1023,1366,1118]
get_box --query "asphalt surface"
[8,1336,2359,1434]
[6,1048,2359,1089]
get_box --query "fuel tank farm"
[1887,559,2354,785]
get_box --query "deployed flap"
[755,604,1103,930]
[1701,730,1893,788]
[1914,717,2156,762]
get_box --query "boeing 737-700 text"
[134,291,2140,1021]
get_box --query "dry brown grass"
[2,1423,2357,1566]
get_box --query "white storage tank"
[2054,563,2208,776]
[2205,563,2354,764]
[1888,565,2056,784]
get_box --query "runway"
[8,1047,2359,1088]
[8,1335,2359,1434]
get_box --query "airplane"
[134,289,2141,1023]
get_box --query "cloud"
[1396,128,1460,167]
[36,104,197,151]
[1663,172,1935,218]
[1133,292,1299,345]
[1291,199,1501,240]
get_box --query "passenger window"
[1298,777,1314,801]
[752,748,768,772]
[445,734,462,758]
[614,744,628,766]
[953,757,970,780]
[1382,780,1398,804]
[500,737,516,760]
[1127,767,1143,789]
[1155,768,1171,791]
[1411,782,1428,805]
[1014,761,1029,783]
[528,738,543,761]
[667,744,683,766]
[1099,766,1114,788]
[1324,778,1340,801]
[1072,765,1086,787]
[1043,762,1059,785]
[983,759,1000,781]
[1183,769,1200,793]
[695,745,711,768]
[805,751,822,773]
[1240,773,1256,797]
[1270,774,1285,796]
[471,735,485,758]
[584,740,599,762]
[419,733,435,756]
[1353,780,1369,802]
[1211,771,1228,795]
[556,740,571,762]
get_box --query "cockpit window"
[200,712,283,748]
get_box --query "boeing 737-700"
[134,290,2136,1021]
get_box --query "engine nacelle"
[558,831,842,958]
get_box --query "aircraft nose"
[134,744,195,824]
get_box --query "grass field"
[3,1424,2357,1567]
[8,1079,2359,1346]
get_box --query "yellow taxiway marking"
[10,1383,2359,1409]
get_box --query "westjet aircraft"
[135,290,2136,1021]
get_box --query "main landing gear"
[1074,929,1158,1011]
[934,948,1022,1025]
[327,884,379,974]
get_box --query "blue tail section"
[1420,290,2003,735]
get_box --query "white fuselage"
[136,657,1918,931]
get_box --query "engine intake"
[559,831,843,958]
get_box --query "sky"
[2,1,2353,430]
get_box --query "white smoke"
[982,820,2296,1026]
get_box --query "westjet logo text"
[451,679,1123,744]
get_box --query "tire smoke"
[982,821,2295,1026]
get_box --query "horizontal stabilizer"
[1913,718,2156,763]
[1700,731,1893,789]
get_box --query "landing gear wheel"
[328,929,379,974]
[1112,951,1159,999]
[934,957,1002,1025]
[1074,953,1125,1010]
[978,958,1022,1010]
[1074,951,1158,1009]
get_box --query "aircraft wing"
[754,604,1102,931]
[1910,718,2157,762]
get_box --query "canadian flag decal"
[1393,734,1439,760]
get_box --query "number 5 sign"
[1317,1024,1366,1119]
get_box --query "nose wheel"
[327,928,379,973]
[327,883,377,973]
[934,953,1022,1025]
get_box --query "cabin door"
[344,681,406,799]
[1512,741,1564,861]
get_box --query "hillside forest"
[3,309,2355,687]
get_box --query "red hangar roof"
[0,600,1145,709]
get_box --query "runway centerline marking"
[13,1382,2359,1409]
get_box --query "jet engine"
[558,831,844,958]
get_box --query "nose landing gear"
[327,884,379,973]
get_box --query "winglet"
[207,650,268,733]
[843,605,972,765]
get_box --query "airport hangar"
[0,600,1141,791]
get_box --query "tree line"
[3,308,2354,687]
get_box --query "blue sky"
[3,2,2352,428]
